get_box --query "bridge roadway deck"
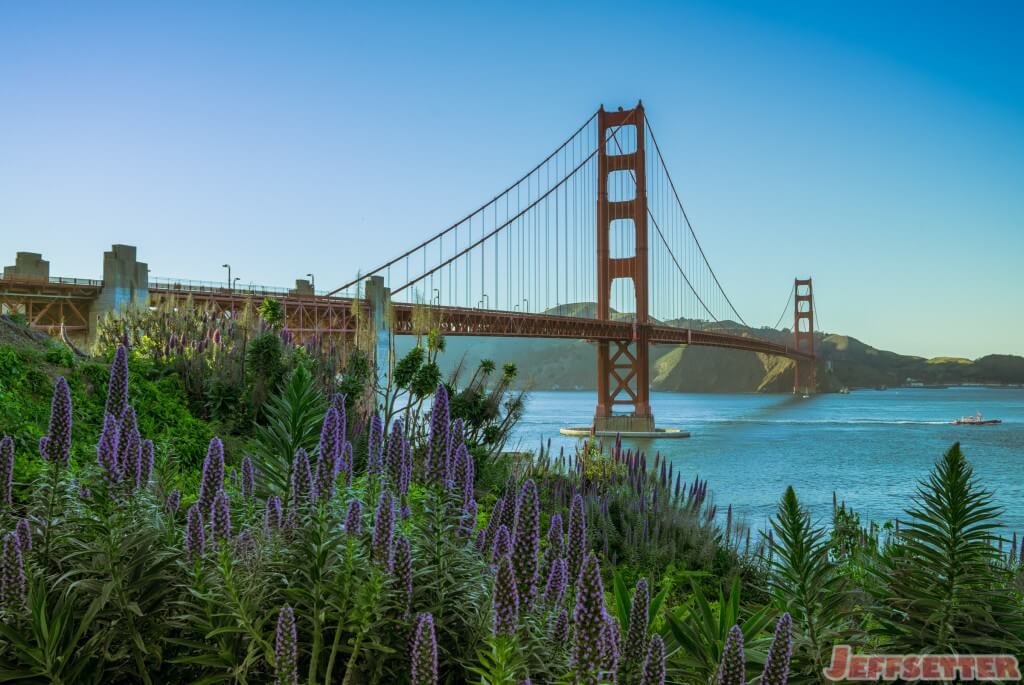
[388,302,814,361]
[147,285,813,362]
[2,279,812,362]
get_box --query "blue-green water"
[512,387,1024,536]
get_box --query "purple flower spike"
[451,443,474,505]
[392,534,413,618]
[0,435,13,506]
[345,498,362,537]
[0,532,26,611]
[331,393,347,442]
[491,525,512,566]
[240,456,255,500]
[46,377,73,466]
[96,413,122,487]
[499,480,518,532]
[717,625,745,685]
[372,489,395,569]
[105,345,130,421]
[165,490,182,517]
[264,495,283,533]
[398,436,412,497]
[543,557,568,608]
[492,554,520,637]
[640,635,666,685]
[38,436,49,462]
[15,519,31,552]
[546,513,564,566]
[410,612,438,685]
[386,419,405,484]
[425,385,449,485]
[289,448,314,507]
[552,607,569,643]
[211,491,232,541]
[572,553,606,682]
[184,504,205,562]
[367,414,384,478]
[602,614,621,674]
[458,498,477,539]
[484,496,506,550]
[625,578,650,665]
[760,613,792,685]
[316,407,341,500]
[567,494,587,583]
[118,407,141,492]
[338,441,354,488]
[512,480,540,607]
[139,439,154,488]
[274,605,298,685]
[198,437,225,513]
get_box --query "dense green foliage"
[0,335,214,490]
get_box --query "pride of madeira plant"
[0,333,1019,683]
[0,346,674,683]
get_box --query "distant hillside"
[395,309,1024,393]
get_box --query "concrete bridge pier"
[364,275,392,407]
[88,245,149,340]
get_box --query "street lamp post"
[233,277,241,290]
[306,273,315,295]
[222,264,232,289]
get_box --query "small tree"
[258,297,285,330]
[769,486,847,680]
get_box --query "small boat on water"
[838,387,850,395]
[952,412,1002,426]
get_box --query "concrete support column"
[3,252,50,281]
[364,275,392,406]
[89,245,149,340]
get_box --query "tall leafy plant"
[769,486,846,682]
[871,443,1024,652]
[252,366,325,497]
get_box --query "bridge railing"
[0,274,104,288]
[149,276,353,300]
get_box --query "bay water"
[511,387,1024,538]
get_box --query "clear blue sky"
[2,1,1021,358]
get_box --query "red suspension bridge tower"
[594,103,654,432]
[793,277,816,394]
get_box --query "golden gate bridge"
[1,102,817,433]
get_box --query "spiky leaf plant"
[871,443,1024,652]
[665,575,774,683]
[768,485,846,680]
[0,578,105,683]
[252,366,325,497]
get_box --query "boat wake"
[693,418,951,426]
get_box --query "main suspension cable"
[328,111,599,296]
